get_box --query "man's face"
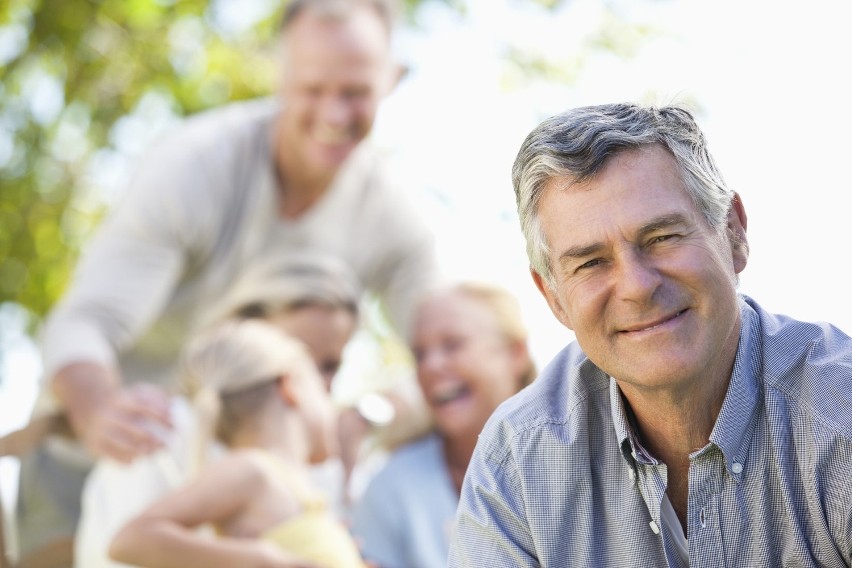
[277,7,394,185]
[533,145,748,394]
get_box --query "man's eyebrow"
[637,213,690,237]
[558,242,604,263]
[556,213,691,265]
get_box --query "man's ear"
[531,268,574,331]
[727,192,749,274]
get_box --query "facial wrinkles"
[610,219,704,329]
[561,246,654,343]
[537,146,748,400]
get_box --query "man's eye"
[342,87,370,100]
[650,234,675,245]
[577,258,602,271]
[443,337,465,353]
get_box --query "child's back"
[110,320,367,568]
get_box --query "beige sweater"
[41,98,438,390]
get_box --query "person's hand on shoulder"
[87,383,172,463]
[53,361,172,463]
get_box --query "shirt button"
[732,462,743,474]
[649,521,660,535]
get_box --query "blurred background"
[2,0,851,534]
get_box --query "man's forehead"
[280,11,391,74]
[283,2,391,45]
[282,0,394,34]
[537,147,704,246]
[539,145,686,199]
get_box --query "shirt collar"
[608,296,763,476]
[707,296,762,478]
[610,376,658,466]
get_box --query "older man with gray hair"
[448,103,852,567]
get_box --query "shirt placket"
[633,453,688,568]
[686,447,726,567]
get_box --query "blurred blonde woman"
[109,320,367,568]
[350,282,536,568]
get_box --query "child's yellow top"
[258,453,367,568]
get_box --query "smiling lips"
[429,383,471,407]
[620,309,688,334]
[313,125,354,145]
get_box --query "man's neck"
[620,370,732,531]
[274,159,333,219]
[273,128,338,219]
[625,379,728,455]
[277,182,326,219]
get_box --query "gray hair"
[280,0,400,35]
[512,103,734,289]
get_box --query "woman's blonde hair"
[450,282,537,387]
[201,254,361,331]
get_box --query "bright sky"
[372,0,852,367]
[2,0,851,529]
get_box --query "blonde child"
[109,319,366,568]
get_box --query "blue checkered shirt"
[448,296,852,567]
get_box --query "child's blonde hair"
[181,319,315,450]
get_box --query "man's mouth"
[314,125,352,145]
[621,309,688,333]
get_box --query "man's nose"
[318,95,351,126]
[615,249,662,303]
